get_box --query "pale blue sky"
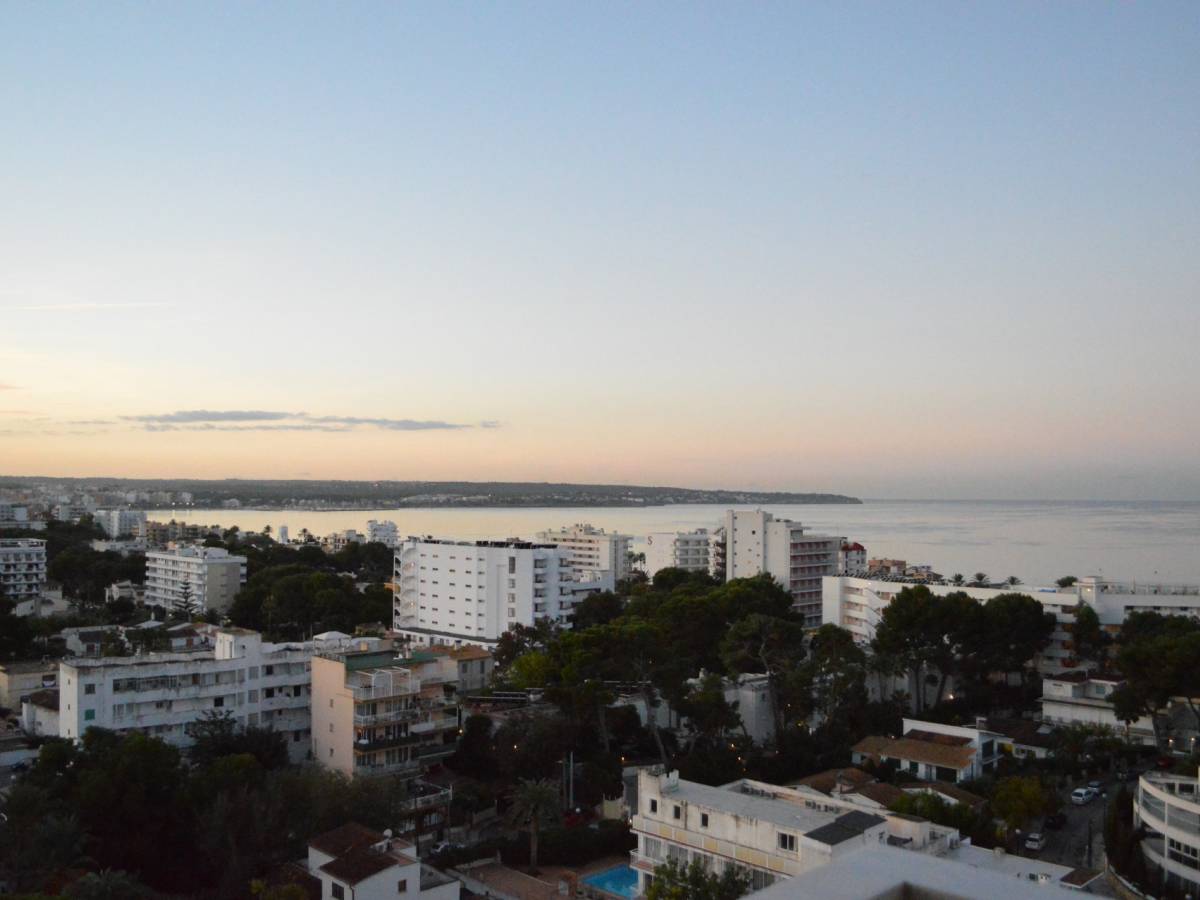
[1,3,1198,499]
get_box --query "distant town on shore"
[0,476,862,510]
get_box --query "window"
[649,799,658,814]
[508,609,516,618]
[673,805,681,820]
[397,879,408,892]
[778,832,797,852]
[214,697,224,708]
[700,813,709,828]
[264,665,274,676]
[84,709,95,721]
[332,884,345,900]
[84,683,96,695]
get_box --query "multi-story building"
[324,530,366,552]
[0,538,47,608]
[724,511,843,628]
[0,502,31,530]
[823,574,1200,675]
[536,524,632,587]
[141,519,223,546]
[58,628,334,761]
[1039,671,1158,745]
[393,538,584,650]
[366,520,400,548]
[837,542,867,576]
[95,508,148,539]
[631,769,957,896]
[311,646,462,848]
[644,529,714,577]
[144,545,247,613]
[1136,766,1200,897]
[708,527,727,580]
[304,823,459,900]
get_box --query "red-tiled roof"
[320,847,401,885]
[308,822,385,858]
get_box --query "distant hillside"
[0,476,861,509]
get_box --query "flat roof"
[656,779,842,833]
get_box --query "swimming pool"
[581,863,639,898]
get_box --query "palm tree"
[507,778,561,872]
[972,572,988,586]
[950,573,965,586]
[1006,575,1022,586]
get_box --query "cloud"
[0,384,19,391]
[125,410,474,432]
[480,420,502,429]
[10,302,173,311]
[124,409,297,424]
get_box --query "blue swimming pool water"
[582,864,639,897]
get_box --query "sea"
[146,500,1200,587]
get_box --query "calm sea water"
[147,500,1200,587]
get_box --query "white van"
[1071,787,1092,805]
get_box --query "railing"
[355,759,423,777]
[354,707,420,726]
[353,733,425,752]
[396,786,453,813]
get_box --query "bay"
[147,500,1200,587]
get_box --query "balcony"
[354,758,423,778]
[353,732,424,752]
[354,706,420,726]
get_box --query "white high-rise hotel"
[393,538,584,649]
[725,510,844,628]
[0,538,47,606]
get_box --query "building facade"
[0,502,31,530]
[724,511,843,628]
[305,823,459,900]
[393,538,584,649]
[58,628,327,761]
[144,545,248,613]
[95,508,148,539]
[1136,767,1200,897]
[644,529,714,577]
[631,769,959,898]
[366,519,400,548]
[851,718,1004,783]
[536,524,632,587]
[0,538,47,608]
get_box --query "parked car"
[1071,788,1093,805]
[1087,780,1103,791]
[1025,833,1046,851]
[1044,812,1067,830]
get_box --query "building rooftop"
[309,823,386,858]
[853,735,976,770]
[319,846,412,885]
[27,688,59,710]
[659,778,844,833]
[804,811,886,847]
[0,659,57,674]
[903,781,986,809]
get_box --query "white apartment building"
[824,574,1200,674]
[536,523,632,587]
[324,529,366,552]
[144,545,247,613]
[58,628,332,762]
[393,538,584,649]
[1039,672,1158,745]
[1136,766,1200,897]
[0,538,47,607]
[724,511,844,628]
[0,502,31,530]
[644,529,714,577]
[95,508,148,538]
[631,769,958,897]
[366,519,400,548]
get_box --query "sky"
[1,3,1198,500]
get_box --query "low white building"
[0,538,47,609]
[393,537,585,650]
[536,523,632,587]
[851,718,1005,783]
[1136,766,1200,897]
[21,688,59,737]
[57,628,340,762]
[144,545,247,613]
[837,542,866,576]
[644,529,714,577]
[366,519,400,548]
[305,823,459,900]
